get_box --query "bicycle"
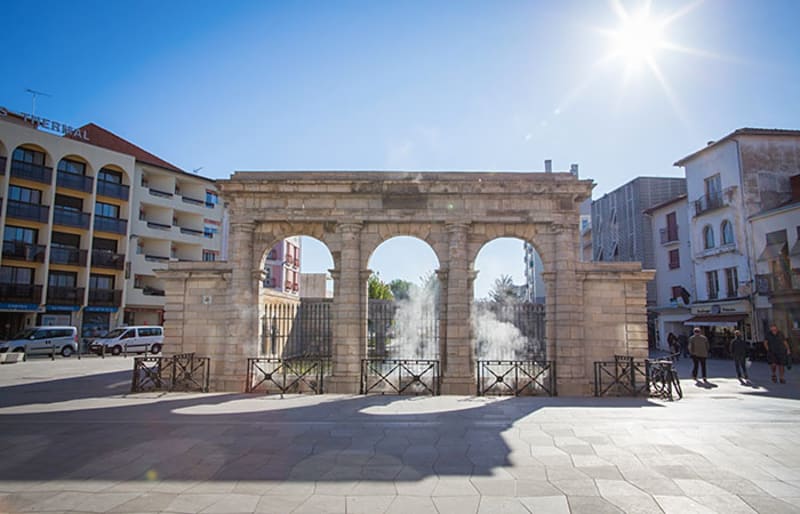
[648,353,683,401]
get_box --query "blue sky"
[2,0,799,297]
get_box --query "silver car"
[0,326,79,358]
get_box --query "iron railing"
[368,298,439,359]
[131,353,210,392]
[245,357,329,394]
[53,206,91,229]
[91,249,125,269]
[473,301,546,360]
[10,159,52,184]
[56,171,93,193]
[360,358,440,395]
[94,215,128,235]
[2,241,46,262]
[593,355,649,397]
[96,180,130,201]
[477,360,556,396]
[6,200,49,223]
[262,300,332,358]
[49,246,88,266]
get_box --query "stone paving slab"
[0,356,799,513]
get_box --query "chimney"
[570,164,579,177]
[544,159,552,173]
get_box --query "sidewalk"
[0,356,798,513]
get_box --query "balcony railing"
[96,180,130,201]
[53,206,91,229]
[756,273,800,295]
[94,216,128,235]
[56,171,93,193]
[6,200,49,223]
[149,187,173,198]
[49,247,88,266]
[179,227,204,236]
[144,254,170,263]
[0,283,43,303]
[10,159,52,184]
[660,226,679,244]
[694,187,734,217]
[181,195,205,206]
[46,286,85,305]
[142,285,165,296]
[0,156,6,175]
[2,241,46,262]
[146,221,171,231]
[91,249,125,270]
[88,288,122,306]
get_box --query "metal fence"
[131,353,210,393]
[245,357,329,394]
[593,355,649,397]
[473,301,545,361]
[477,360,556,396]
[360,358,440,395]
[262,299,331,358]
[368,298,439,359]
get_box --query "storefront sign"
[85,306,118,313]
[46,305,81,312]
[0,302,39,311]
[691,299,749,315]
[0,106,89,141]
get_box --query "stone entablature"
[159,171,653,395]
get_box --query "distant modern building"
[644,194,695,350]
[675,128,800,344]
[300,272,332,298]
[263,236,301,296]
[591,176,687,306]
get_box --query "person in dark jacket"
[764,324,791,384]
[729,329,748,381]
[689,327,710,381]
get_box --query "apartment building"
[263,236,301,296]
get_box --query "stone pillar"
[226,222,258,389]
[441,222,474,394]
[435,268,448,373]
[328,222,364,393]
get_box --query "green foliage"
[389,279,412,301]
[368,273,394,300]
[488,274,521,304]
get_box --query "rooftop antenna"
[24,88,52,116]
[192,167,203,174]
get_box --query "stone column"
[441,222,474,394]
[225,222,258,390]
[328,222,364,393]
[435,268,448,372]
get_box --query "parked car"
[0,326,79,357]
[89,326,163,356]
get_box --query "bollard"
[23,344,27,362]
[123,343,128,358]
[50,344,55,361]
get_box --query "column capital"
[251,268,267,282]
[435,268,449,281]
[337,222,363,234]
[360,268,374,280]
[445,222,470,234]
[328,268,340,281]
[230,221,256,232]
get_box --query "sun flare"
[610,11,666,66]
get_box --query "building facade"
[263,236,301,295]
[645,195,695,350]
[675,128,800,345]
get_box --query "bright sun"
[610,11,666,66]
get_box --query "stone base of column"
[210,378,246,392]
[440,376,475,395]
[556,380,592,396]
[326,375,361,394]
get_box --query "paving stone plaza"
[0,356,798,513]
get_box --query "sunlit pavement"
[0,356,798,513]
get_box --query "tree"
[368,273,393,300]
[389,279,412,301]
[488,274,520,304]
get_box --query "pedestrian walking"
[667,332,679,359]
[729,329,748,381]
[689,327,710,382]
[764,324,792,384]
[678,332,689,358]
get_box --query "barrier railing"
[245,357,328,394]
[131,353,210,393]
[477,360,556,396]
[593,355,649,397]
[360,359,440,395]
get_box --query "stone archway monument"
[159,171,654,395]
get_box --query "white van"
[90,326,163,356]
[0,326,79,357]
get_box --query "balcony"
[148,187,173,199]
[0,156,6,175]
[144,254,170,263]
[660,226,679,245]
[6,200,49,223]
[145,221,171,231]
[179,227,204,236]
[91,249,125,270]
[181,195,205,206]
[49,247,88,266]
[0,283,42,303]
[96,180,130,201]
[756,272,800,295]
[94,216,128,235]
[53,206,90,229]
[2,241,46,262]
[88,288,122,306]
[694,187,734,217]
[56,171,93,193]
[142,285,165,296]
[46,286,85,305]
[10,159,52,184]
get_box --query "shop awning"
[684,314,747,327]
[758,242,787,261]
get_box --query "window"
[703,225,715,249]
[205,190,218,208]
[203,225,218,239]
[668,248,680,269]
[705,174,722,198]
[8,185,41,204]
[51,232,80,248]
[48,271,76,288]
[95,202,120,219]
[706,270,719,300]
[766,229,787,245]
[665,211,678,241]
[725,267,738,298]
[92,237,117,252]
[139,327,161,337]
[671,286,683,301]
[12,147,45,166]
[98,168,122,184]
[4,226,37,244]
[721,220,734,245]
[57,158,86,176]
[90,274,115,290]
[202,250,217,262]
[55,194,83,211]
[0,266,33,284]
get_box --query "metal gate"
[477,360,556,396]
[368,298,439,359]
[473,301,545,361]
[262,299,332,358]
